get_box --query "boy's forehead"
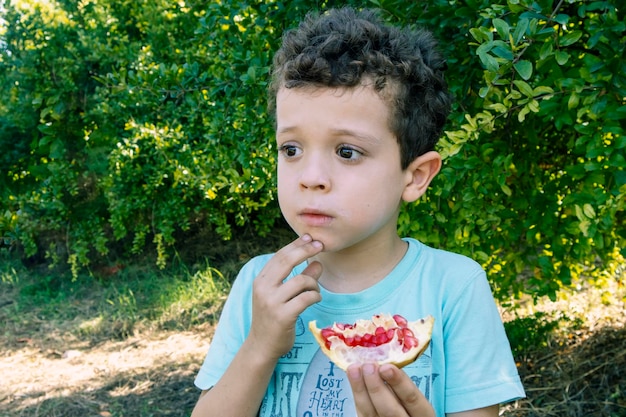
[275,81,395,111]
[275,84,397,144]
[275,83,386,116]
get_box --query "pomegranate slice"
[309,313,434,371]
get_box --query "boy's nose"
[299,159,331,191]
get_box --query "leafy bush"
[386,0,625,298]
[1,0,624,299]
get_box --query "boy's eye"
[278,144,301,158]
[337,146,362,161]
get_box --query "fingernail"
[301,234,312,242]
[311,240,323,249]
[347,366,361,380]
[363,364,376,375]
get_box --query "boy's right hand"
[347,363,435,417]
[248,234,324,361]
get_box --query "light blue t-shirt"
[195,238,525,416]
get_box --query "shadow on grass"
[1,363,200,417]
[503,323,626,417]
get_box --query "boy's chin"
[302,235,350,254]
[295,228,361,253]
[295,231,330,252]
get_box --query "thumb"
[301,260,323,281]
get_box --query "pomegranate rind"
[309,314,434,371]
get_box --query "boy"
[192,7,525,417]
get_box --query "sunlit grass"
[0,251,232,342]
[149,261,231,330]
[500,267,625,360]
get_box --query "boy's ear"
[401,151,442,203]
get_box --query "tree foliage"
[386,0,625,298]
[0,0,623,299]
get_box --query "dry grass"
[501,277,626,417]
[508,326,626,416]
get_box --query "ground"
[0,329,206,417]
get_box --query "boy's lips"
[298,209,334,227]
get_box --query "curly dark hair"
[268,7,452,169]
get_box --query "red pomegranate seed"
[321,328,336,339]
[393,314,408,327]
[402,329,418,349]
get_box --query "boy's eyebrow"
[276,126,297,135]
[330,128,383,144]
[277,126,382,143]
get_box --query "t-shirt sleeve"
[442,268,525,412]
[193,256,266,390]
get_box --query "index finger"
[257,234,323,286]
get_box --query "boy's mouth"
[298,209,334,227]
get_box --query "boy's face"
[276,84,411,253]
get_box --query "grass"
[1,252,232,338]
[0,239,625,417]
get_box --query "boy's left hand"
[347,363,435,417]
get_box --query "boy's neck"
[312,236,408,294]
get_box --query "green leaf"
[539,42,553,60]
[492,45,514,60]
[555,50,570,65]
[583,204,596,219]
[568,93,580,110]
[513,80,534,97]
[470,27,492,43]
[478,86,491,98]
[493,18,510,39]
[560,30,583,47]
[518,106,530,122]
[514,60,533,80]
[470,28,493,43]
[532,86,554,96]
[512,18,530,45]
[476,40,494,55]
[478,51,499,72]
[488,103,509,113]
[579,219,591,236]
[553,14,569,25]
[575,205,585,221]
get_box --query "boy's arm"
[191,235,324,417]
[191,336,278,417]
